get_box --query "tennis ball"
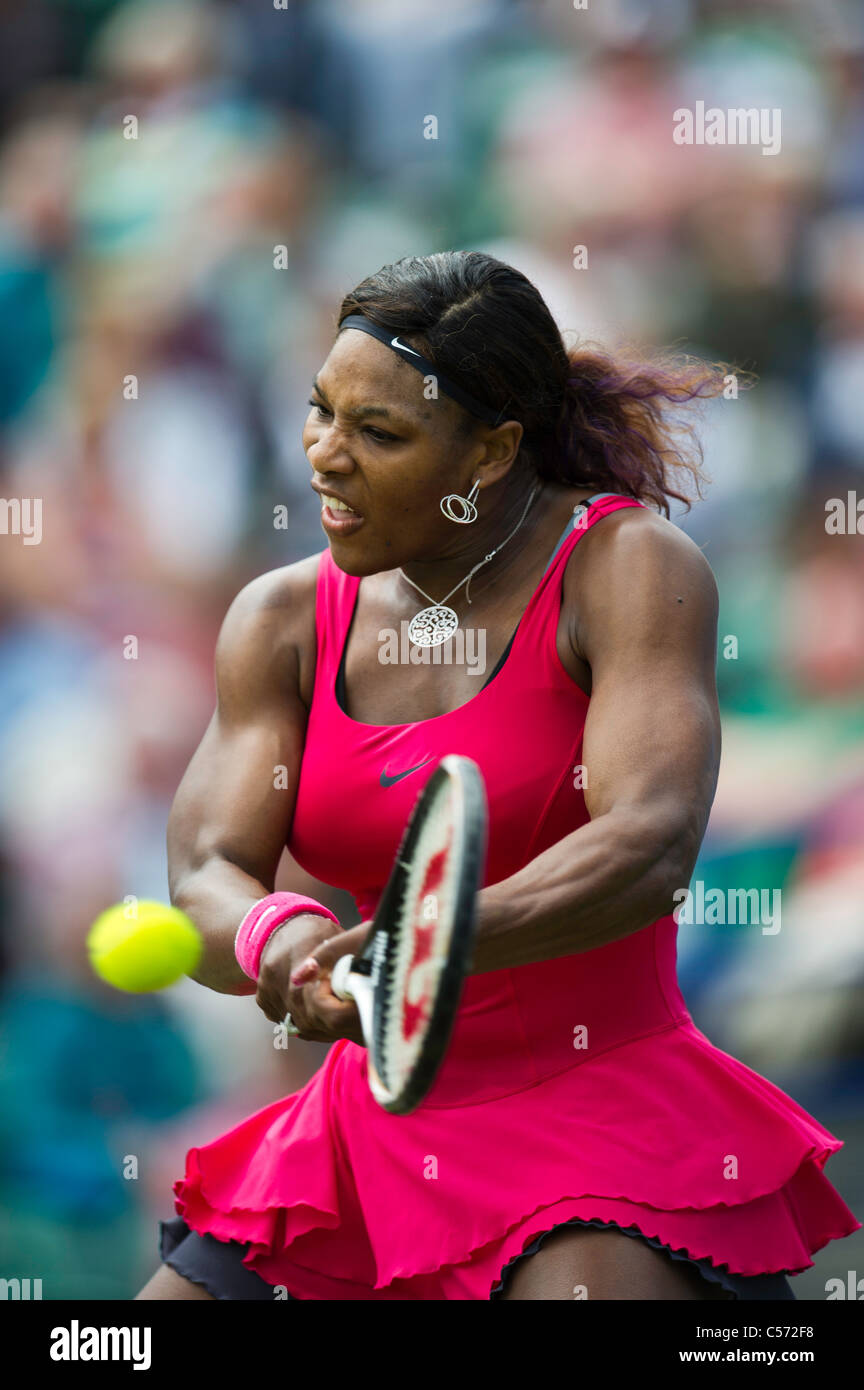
[87,900,202,993]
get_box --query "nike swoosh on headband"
[380,758,433,788]
[339,313,508,427]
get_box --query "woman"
[137,251,859,1300]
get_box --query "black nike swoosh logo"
[379,758,433,787]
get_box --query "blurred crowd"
[0,0,862,1297]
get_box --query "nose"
[306,420,355,475]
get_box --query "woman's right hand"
[255,912,364,1044]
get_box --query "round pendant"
[408,605,459,648]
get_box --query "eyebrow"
[311,376,409,422]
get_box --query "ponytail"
[549,343,745,516]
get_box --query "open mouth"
[316,491,365,534]
[319,492,361,517]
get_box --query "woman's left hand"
[280,922,371,1046]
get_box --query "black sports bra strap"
[542,493,620,574]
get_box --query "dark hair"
[338,250,741,516]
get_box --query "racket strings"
[377,784,459,1093]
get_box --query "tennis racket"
[330,754,487,1115]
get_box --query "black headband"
[338,313,509,427]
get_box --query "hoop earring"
[440,479,480,524]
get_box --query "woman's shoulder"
[214,552,325,691]
[567,501,717,593]
[225,551,325,621]
[562,502,719,660]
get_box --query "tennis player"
[137,251,859,1301]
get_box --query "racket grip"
[331,954,375,1048]
[330,954,356,1000]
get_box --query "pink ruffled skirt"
[170,1014,860,1300]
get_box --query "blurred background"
[0,0,862,1299]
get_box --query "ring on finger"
[283,1012,301,1036]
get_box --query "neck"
[398,473,554,606]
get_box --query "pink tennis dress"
[169,494,860,1299]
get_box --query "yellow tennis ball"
[87,900,202,993]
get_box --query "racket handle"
[330,954,375,1047]
[330,953,356,1000]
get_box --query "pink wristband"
[234,892,340,983]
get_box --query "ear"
[471,419,524,488]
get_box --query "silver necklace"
[398,481,542,648]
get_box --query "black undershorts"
[158,1214,797,1301]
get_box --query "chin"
[325,533,394,577]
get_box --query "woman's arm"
[167,559,324,995]
[471,509,722,973]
